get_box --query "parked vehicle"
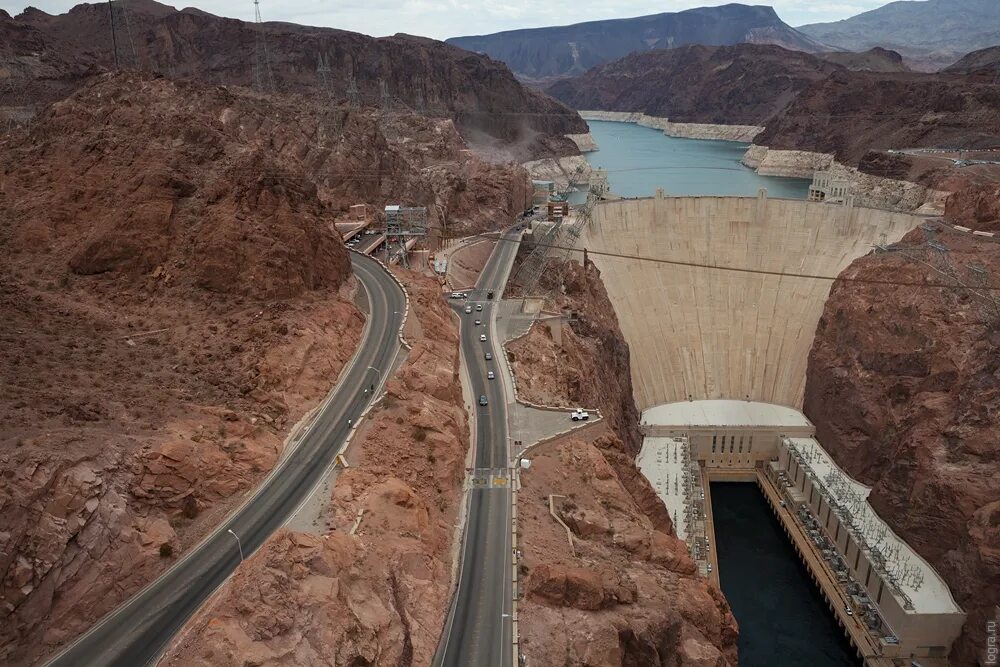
[570,409,590,421]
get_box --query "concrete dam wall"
[580,195,925,410]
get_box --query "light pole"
[227,528,244,562]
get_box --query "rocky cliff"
[507,258,739,664]
[161,270,470,666]
[804,227,1000,665]
[755,68,1000,165]
[945,45,1000,74]
[549,44,840,126]
[448,4,826,83]
[0,72,534,664]
[0,0,585,160]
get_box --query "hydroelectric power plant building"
[583,192,967,664]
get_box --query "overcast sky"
[1,0,890,40]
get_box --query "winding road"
[43,253,407,667]
[435,228,522,667]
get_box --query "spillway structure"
[580,191,965,662]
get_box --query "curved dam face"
[580,195,925,410]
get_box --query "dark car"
[479,395,488,406]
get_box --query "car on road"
[474,319,481,326]
[479,395,488,406]
[464,305,473,314]
[476,304,483,311]
[570,409,590,421]
[485,352,493,361]
[487,371,495,380]
[449,292,467,299]
[479,334,487,342]
[845,605,853,617]
[487,289,495,300]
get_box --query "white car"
[474,319,482,326]
[464,305,473,314]
[570,409,590,421]
[487,371,495,380]
[476,304,483,312]
[479,334,487,342]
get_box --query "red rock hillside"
[0,71,532,664]
[507,258,739,664]
[0,0,585,160]
[804,225,1000,665]
[161,269,470,666]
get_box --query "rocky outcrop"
[566,132,598,153]
[0,0,585,160]
[447,4,825,82]
[522,155,593,192]
[580,111,763,143]
[550,44,840,125]
[755,69,1000,165]
[508,257,738,664]
[741,146,949,213]
[804,226,1000,665]
[0,71,531,664]
[518,435,738,666]
[945,181,1000,230]
[162,269,470,667]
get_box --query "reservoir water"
[712,483,860,667]
[579,120,811,199]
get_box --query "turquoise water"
[580,120,811,199]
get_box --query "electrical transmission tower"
[316,52,333,98]
[108,0,139,70]
[513,170,609,298]
[379,79,392,114]
[252,0,275,92]
[345,73,360,109]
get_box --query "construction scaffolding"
[384,205,427,268]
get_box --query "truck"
[570,409,590,421]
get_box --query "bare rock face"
[508,255,737,665]
[162,270,470,667]
[945,181,1000,230]
[0,71,530,664]
[804,227,1000,665]
[0,0,585,160]
[518,436,738,667]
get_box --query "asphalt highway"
[435,228,522,667]
[43,253,406,667]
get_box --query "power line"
[436,229,1000,293]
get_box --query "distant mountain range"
[797,0,1000,72]
[446,4,828,83]
[548,41,1000,165]
[547,44,840,125]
